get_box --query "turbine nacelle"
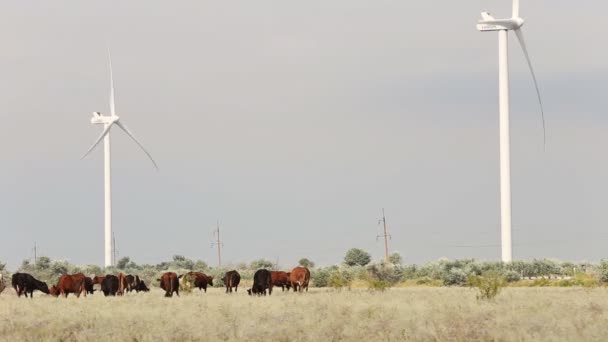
[477,12,524,31]
[90,112,119,125]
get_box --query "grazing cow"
[84,276,95,295]
[0,274,6,295]
[271,271,291,291]
[290,267,310,293]
[185,272,214,293]
[101,275,119,296]
[125,275,142,293]
[248,269,272,296]
[117,273,128,296]
[11,273,50,298]
[51,273,87,298]
[222,270,241,293]
[134,280,150,292]
[92,275,105,285]
[158,272,179,297]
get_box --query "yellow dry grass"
[1,287,608,341]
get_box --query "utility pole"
[33,242,37,267]
[211,221,223,267]
[112,232,117,267]
[377,208,391,262]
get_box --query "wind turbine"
[82,51,158,267]
[476,0,545,263]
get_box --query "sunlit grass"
[1,287,608,341]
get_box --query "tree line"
[3,248,608,289]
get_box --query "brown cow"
[222,270,240,293]
[92,275,105,285]
[51,273,87,298]
[117,273,127,296]
[183,272,213,293]
[271,271,291,291]
[158,272,179,297]
[290,267,310,293]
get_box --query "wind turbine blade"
[513,0,520,17]
[108,49,116,117]
[115,121,159,170]
[514,28,546,150]
[81,122,114,159]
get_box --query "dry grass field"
[2,286,608,341]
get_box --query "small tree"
[343,248,371,267]
[116,257,130,270]
[36,256,51,270]
[250,259,274,270]
[388,253,403,266]
[468,272,506,300]
[298,258,315,268]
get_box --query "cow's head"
[208,276,214,286]
[49,286,59,297]
[92,276,105,285]
[137,281,150,292]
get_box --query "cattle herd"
[2,266,311,299]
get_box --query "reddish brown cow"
[51,273,87,298]
[92,275,105,285]
[270,271,291,291]
[117,273,127,296]
[289,267,310,293]
[158,272,179,297]
[184,272,214,293]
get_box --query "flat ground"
[1,287,608,341]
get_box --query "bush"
[502,270,521,283]
[366,263,404,284]
[329,271,351,290]
[444,268,467,286]
[573,273,599,288]
[467,272,506,300]
[367,278,391,291]
[311,268,332,287]
[343,248,371,267]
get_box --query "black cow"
[247,269,272,296]
[125,275,140,293]
[84,276,95,295]
[101,275,119,296]
[222,270,241,293]
[134,280,150,292]
[11,273,50,298]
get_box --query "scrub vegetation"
[4,252,608,340]
[2,287,608,341]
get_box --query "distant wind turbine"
[82,50,158,267]
[476,0,545,262]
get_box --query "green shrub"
[573,273,599,288]
[530,278,551,287]
[444,268,467,286]
[467,272,506,300]
[502,270,521,283]
[367,278,391,291]
[329,271,351,290]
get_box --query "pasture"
[1,287,608,341]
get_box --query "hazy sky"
[1,1,607,269]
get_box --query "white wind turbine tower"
[82,51,158,267]
[476,0,545,262]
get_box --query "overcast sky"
[1,1,606,269]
